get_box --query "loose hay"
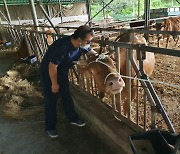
[0,63,43,120]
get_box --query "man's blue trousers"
[40,71,79,131]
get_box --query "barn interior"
[0,0,180,154]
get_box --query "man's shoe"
[70,119,86,127]
[46,130,59,138]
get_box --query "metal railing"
[0,24,179,133]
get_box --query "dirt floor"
[0,50,118,154]
[149,36,180,132]
[150,53,180,132]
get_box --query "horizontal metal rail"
[1,25,180,57]
[0,24,179,133]
[2,23,180,36]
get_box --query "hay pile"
[0,63,43,120]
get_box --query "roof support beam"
[29,0,39,29]
[144,0,150,40]
[144,0,150,29]
[2,0,11,24]
[36,1,58,34]
[86,0,91,26]
[58,0,63,23]
[137,0,140,19]
[0,10,11,26]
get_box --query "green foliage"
[90,0,180,21]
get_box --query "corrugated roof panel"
[0,0,86,5]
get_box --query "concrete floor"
[0,50,119,154]
[0,110,118,154]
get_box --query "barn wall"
[0,3,87,22]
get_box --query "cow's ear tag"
[99,53,106,59]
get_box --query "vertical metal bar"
[132,0,135,17]
[11,28,16,43]
[144,0,150,28]
[2,0,11,24]
[90,78,94,95]
[86,0,92,27]
[38,33,45,54]
[126,48,131,119]
[126,33,134,119]
[33,33,44,58]
[30,32,40,58]
[92,78,96,96]
[74,66,79,85]
[151,105,156,129]
[144,0,150,40]
[19,29,24,40]
[82,75,86,90]
[39,33,46,52]
[115,46,121,114]
[26,31,35,53]
[171,0,174,7]
[21,30,31,54]
[136,80,139,125]
[58,0,63,23]
[7,28,14,42]
[143,94,147,130]
[43,33,49,50]
[86,78,91,93]
[70,69,74,84]
[84,76,87,91]
[91,77,94,95]
[14,29,21,44]
[94,82,99,96]
[29,0,39,30]
[12,28,19,45]
[99,36,105,54]
[112,95,116,114]
[80,74,84,90]
[102,0,105,19]
[137,0,140,19]
[46,5,52,18]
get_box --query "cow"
[114,33,155,114]
[76,33,155,115]
[159,16,180,48]
[75,54,125,95]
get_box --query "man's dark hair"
[72,25,93,40]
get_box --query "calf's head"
[76,55,125,94]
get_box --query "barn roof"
[0,0,86,6]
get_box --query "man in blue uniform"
[39,25,96,138]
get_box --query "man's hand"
[51,83,59,93]
[86,49,98,57]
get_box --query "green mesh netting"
[0,0,86,5]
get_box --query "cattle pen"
[0,22,180,153]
